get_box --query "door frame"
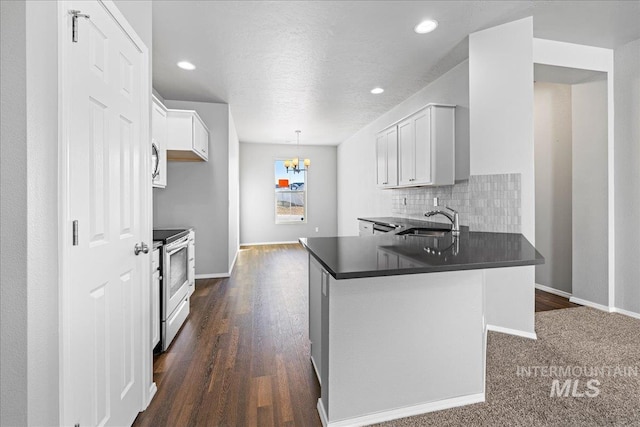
[533,38,615,310]
[57,0,153,423]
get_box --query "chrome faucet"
[424,205,460,236]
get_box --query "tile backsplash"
[391,173,521,233]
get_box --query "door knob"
[134,242,149,255]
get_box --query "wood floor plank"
[133,244,578,427]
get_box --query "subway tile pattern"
[391,173,521,233]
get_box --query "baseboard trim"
[317,393,485,427]
[569,297,613,312]
[311,356,321,385]
[147,382,157,407]
[535,283,572,299]
[486,324,537,340]
[317,399,329,427]
[240,240,299,246]
[229,248,238,275]
[611,307,640,320]
[195,273,230,279]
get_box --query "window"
[275,159,306,223]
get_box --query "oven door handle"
[166,240,189,255]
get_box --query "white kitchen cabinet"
[187,230,195,297]
[396,104,456,187]
[151,248,161,349]
[166,109,209,162]
[308,254,327,384]
[358,220,374,236]
[376,126,398,187]
[152,95,168,188]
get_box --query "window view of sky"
[275,160,305,189]
[275,160,306,222]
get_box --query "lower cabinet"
[188,230,195,297]
[151,248,161,349]
[358,220,374,236]
[308,255,327,384]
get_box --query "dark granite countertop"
[300,217,544,280]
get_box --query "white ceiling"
[152,1,640,145]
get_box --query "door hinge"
[68,10,90,43]
[72,220,79,246]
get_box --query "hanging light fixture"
[284,130,310,173]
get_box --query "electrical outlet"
[433,197,439,206]
[315,227,319,233]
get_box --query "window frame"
[274,157,308,225]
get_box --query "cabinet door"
[358,220,373,236]
[152,99,167,188]
[398,118,414,186]
[308,255,324,382]
[188,231,195,297]
[386,127,398,187]
[152,248,160,348]
[413,108,432,184]
[151,271,160,348]
[193,117,209,160]
[376,131,387,186]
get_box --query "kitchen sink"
[396,227,450,237]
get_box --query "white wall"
[114,0,152,53]
[337,60,470,236]
[25,2,61,424]
[571,80,609,306]
[534,82,573,293]
[240,143,337,244]
[0,2,62,425]
[154,101,232,276]
[470,17,535,242]
[469,17,536,336]
[1,1,28,425]
[228,111,240,270]
[614,38,640,315]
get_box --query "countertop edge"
[299,237,543,281]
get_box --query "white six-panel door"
[63,1,148,425]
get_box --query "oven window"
[169,246,188,298]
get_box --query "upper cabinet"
[376,126,398,188]
[152,95,168,188]
[166,109,209,162]
[380,104,455,188]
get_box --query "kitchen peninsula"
[300,218,543,426]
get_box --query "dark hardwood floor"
[535,288,580,312]
[133,244,579,427]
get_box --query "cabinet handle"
[382,182,388,185]
[151,142,160,179]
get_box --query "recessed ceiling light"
[371,87,384,94]
[414,19,438,34]
[177,61,196,70]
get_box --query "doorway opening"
[534,64,608,303]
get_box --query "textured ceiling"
[152,1,640,145]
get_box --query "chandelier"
[284,130,310,174]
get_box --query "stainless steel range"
[153,229,193,352]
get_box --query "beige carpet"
[377,307,640,426]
